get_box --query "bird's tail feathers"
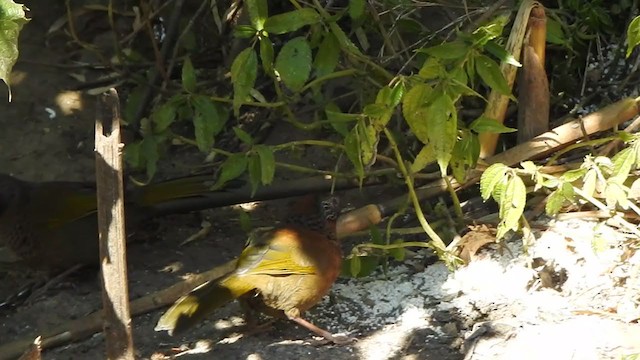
[155,274,254,335]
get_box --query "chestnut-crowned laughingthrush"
[155,195,352,344]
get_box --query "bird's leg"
[238,294,277,335]
[289,316,355,345]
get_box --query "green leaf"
[349,0,365,20]
[329,22,362,55]
[234,25,257,39]
[389,240,405,261]
[471,15,509,45]
[231,48,258,116]
[349,121,379,168]
[0,0,29,98]
[560,168,586,182]
[191,95,227,152]
[314,32,340,78]
[402,83,433,143]
[233,126,254,145]
[151,101,177,132]
[248,153,261,196]
[140,134,159,179]
[475,54,511,96]
[469,116,517,134]
[418,57,443,79]
[545,188,565,215]
[480,163,508,200]
[245,0,268,30]
[238,210,252,234]
[605,177,630,209]
[496,174,526,240]
[213,153,248,190]
[484,40,522,67]
[386,82,404,108]
[349,256,361,277]
[411,143,437,172]
[264,8,321,35]
[181,56,196,93]
[419,41,469,59]
[546,18,567,46]
[626,16,640,57]
[612,147,635,181]
[254,145,275,185]
[427,94,457,174]
[275,37,312,91]
[450,131,478,182]
[260,37,274,75]
[325,103,351,137]
[344,128,365,181]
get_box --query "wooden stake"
[95,89,135,360]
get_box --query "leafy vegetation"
[3,0,640,276]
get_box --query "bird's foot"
[307,333,357,346]
[242,318,277,337]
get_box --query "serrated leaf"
[627,16,640,57]
[233,126,253,145]
[314,32,340,78]
[254,144,275,185]
[480,163,508,200]
[353,121,379,167]
[248,153,261,196]
[496,175,526,240]
[427,94,456,174]
[450,131,478,182]
[612,147,635,181]
[191,95,226,152]
[238,210,252,234]
[582,169,597,197]
[260,37,274,75]
[245,0,268,30]
[418,57,443,79]
[349,0,365,20]
[484,39,521,67]
[264,8,321,34]
[181,57,197,93]
[475,54,511,96]
[234,25,257,38]
[0,0,28,99]
[329,21,362,55]
[545,188,565,215]
[231,48,258,116]
[213,153,248,190]
[151,101,177,132]
[470,115,517,133]
[605,178,630,209]
[349,256,361,277]
[388,82,405,107]
[419,41,469,59]
[369,226,383,244]
[344,127,365,181]
[560,168,586,182]
[140,134,159,179]
[389,240,405,261]
[325,103,351,137]
[410,142,436,173]
[402,83,433,143]
[275,37,312,91]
